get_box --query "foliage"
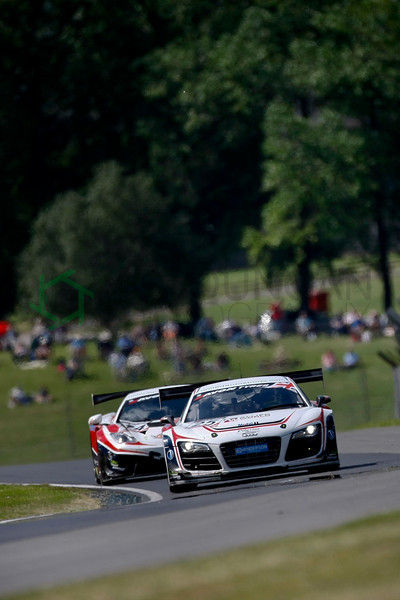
[244,103,367,307]
[18,162,199,325]
[2,0,400,319]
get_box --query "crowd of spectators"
[1,301,399,404]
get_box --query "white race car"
[162,369,340,493]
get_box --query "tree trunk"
[188,285,202,325]
[296,251,312,312]
[374,189,392,310]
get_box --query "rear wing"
[271,367,323,384]
[92,379,229,407]
[92,389,138,406]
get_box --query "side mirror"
[316,395,331,407]
[160,415,175,426]
[88,414,102,426]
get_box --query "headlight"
[110,432,137,444]
[178,441,210,454]
[291,424,320,440]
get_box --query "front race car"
[89,384,198,485]
[163,369,340,493]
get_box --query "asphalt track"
[0,427,399,596]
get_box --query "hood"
[178,407,323,440]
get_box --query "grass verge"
[0,484,102,520]
[4,510,400,600]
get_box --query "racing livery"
[162,368,340,493]
[89,383,200,484]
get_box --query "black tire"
[95,451,113,485]
[91,450,102,484]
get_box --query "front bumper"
[98,443,165,479]
[165,428,339,487]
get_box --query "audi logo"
[241,430,259,438]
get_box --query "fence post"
[394,366,400,419]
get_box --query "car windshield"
[118,394,190,423]
[184,383,306,422]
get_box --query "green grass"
[4,511,400,600]
[0,484,102,520]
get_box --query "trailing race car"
[162,368,340,493]
[89,383,204,485]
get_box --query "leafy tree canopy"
[18,162,200,326]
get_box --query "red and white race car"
[89,383,200,484]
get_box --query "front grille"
[220,436,281,469]
[180,449,222,471]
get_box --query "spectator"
[216,352,230,371]
[11,338,29,364]
[171,339,186,374]
[97,330,113,361]
[8,386,32,408]
[343,349,360,369]
[57,358,67,374]
[194,317,217,341]
[116,333,134,358]
[187,339,207,373]
[295,311,316,340]
[108,350,127,381]
[31,334,52,361]
[271,302,284,321]
[321,350,339,372]
[34,388,53,404]
[162,320,179,341]
[126,347,149,380]
[330,314,347,336]
[365,310,382,336]
[68,336,87,377]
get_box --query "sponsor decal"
[280,423,287,429]
[211,433,218,438]
[235,442,269,455]
[167,449,174,460]
[194,382,297,400]
[270,382,296,390]
[327,429,336,440]
[128,394,158,404]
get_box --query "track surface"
[0,427,399,596]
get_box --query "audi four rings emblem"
[241,429,259,437]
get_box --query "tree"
[18,162,198,327]
[136,3,287,305]
[243,102,366,309]
[0,0,176,316]
[243,0,400,311]
[285,0,400,309]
